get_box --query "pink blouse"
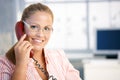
[0,49,81,80]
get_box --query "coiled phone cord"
[32,57,57,80]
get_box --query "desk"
[83,59,120,80]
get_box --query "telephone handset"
[15,21,33,58]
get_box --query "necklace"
[32,57,57,80]
[34,62,45,68]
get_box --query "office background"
[0,0,120,80]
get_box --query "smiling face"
[24,11,53,51]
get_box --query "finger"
[26,46,34,56]
[27,46,33,52]
[16,34,27,47]
[17,41,30,51]
[22,42,32,50]
[19,34,26,43]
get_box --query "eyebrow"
[23,20,52,28]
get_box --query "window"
[16,0,120,54]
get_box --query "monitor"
[95,29,120,58]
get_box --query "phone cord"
[32,57,57,80]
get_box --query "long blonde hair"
[6,3,54,65]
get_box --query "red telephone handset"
[15,21,33,58]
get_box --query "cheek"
[43,35,50,45]
[24,29,30,35]
[24,30,33,41]
[46,34,51,41]
[24,28,34,36]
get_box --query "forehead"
[29,11,52,21]
[26,11,53,27]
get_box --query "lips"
[32,38,43,43]
[31,38,44,50]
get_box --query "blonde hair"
[22,3,54,21]
[6,3,54,64]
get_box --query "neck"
[33,48,43,57]
[32,49,45,64]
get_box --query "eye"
[30,25,38,30]
[44,27,51,31]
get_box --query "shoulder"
[0,55,8,65]
[0,55,14,71]
[45,48,69,64]
[45,48,66,57]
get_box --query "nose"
[35,29,44,37]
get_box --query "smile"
[32,38,43,43]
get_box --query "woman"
[0,3,81,80]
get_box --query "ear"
[15,21,25,40]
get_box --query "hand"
[14,34,33,66]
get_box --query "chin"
[33,45,44,51]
